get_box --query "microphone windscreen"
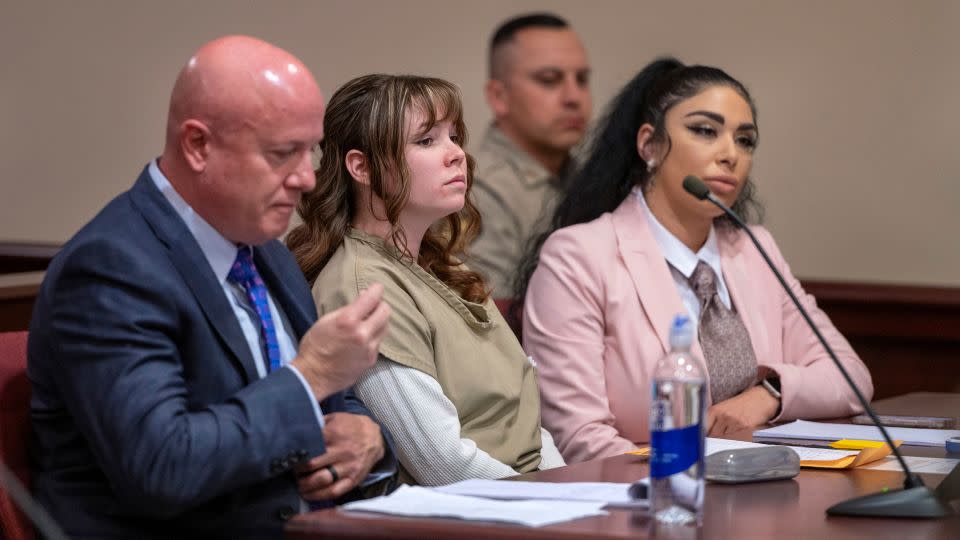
[682,175,710,200]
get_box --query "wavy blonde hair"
[286,74,487,303]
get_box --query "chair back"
[0,331,33,540]
[493,298,523,342]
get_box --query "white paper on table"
[788,446,859,461]
[434,479,647,508]
[341,485,608,527]
[753,419,960,447]
[862,456,960,474]
[705,437,769,455]
[705,437,857,461]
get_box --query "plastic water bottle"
[650,314,707,526]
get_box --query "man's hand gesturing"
[292,284,391,400]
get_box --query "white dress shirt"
[635,187,732,324]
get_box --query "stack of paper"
[863,456,960,474]
[754,419,960,447]
[434,479,645,508]
[341,485,609,527]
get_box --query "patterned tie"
[689,260,758,404]
[228,247,281,373]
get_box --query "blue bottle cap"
[947,437,960,454]
[669,314,694,349]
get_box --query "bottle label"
[651,398,669,431]
[650,424,701,478]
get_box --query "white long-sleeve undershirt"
[353,359,565,486]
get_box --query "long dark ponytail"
[511,57,764,323]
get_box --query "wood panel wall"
[803,281,960,399]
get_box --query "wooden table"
[287,393,960,539]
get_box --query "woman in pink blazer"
[516,58,873,464]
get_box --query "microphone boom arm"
[681,175,953,518]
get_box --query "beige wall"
[1,0,957,285]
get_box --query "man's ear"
[636,123,663,164]
[344,149,371,185]
[180,119,212,173]
[484,79,509,119]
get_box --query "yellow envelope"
[800,440,902,469]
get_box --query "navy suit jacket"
[28,167,394,538]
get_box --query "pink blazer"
[523,196,873,463]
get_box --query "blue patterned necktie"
[228,247,281,373]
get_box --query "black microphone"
[681,175,953,518]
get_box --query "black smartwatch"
[757,367,782,418]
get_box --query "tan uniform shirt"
[469,125,574,297]
[312,229,544,483]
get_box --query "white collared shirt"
[148,160,323,427]
[635,188,732,323]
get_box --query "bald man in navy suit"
[28,35,395,538]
